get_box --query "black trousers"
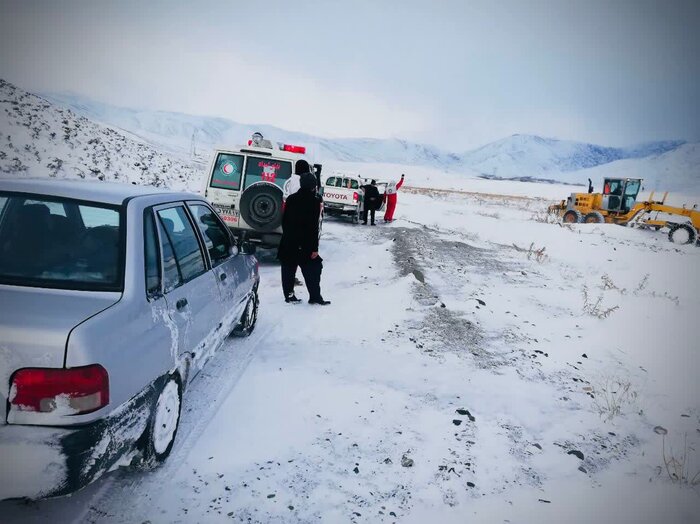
[362,208,376,224]
[281,258,323,301]
[281,263,298,299]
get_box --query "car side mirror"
[239,241,256,255]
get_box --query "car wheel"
[140,375,182,468]
[232,290,259,337]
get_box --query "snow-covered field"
[2,170,699,522]
[1,80,699,522]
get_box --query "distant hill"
[575,142,700,196]
[40,92,461,170]
[0,80,204,191]
[458,134,684,177]
[458,134,698,194]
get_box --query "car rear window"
[0,192,123,291]
[210,153,244,190]
[243,156,292,190]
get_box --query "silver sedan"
[0,178,259,500]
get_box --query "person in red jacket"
[383,174,404,222]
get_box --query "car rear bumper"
[325,205,358,215]
[0,424,74,500]
[0,380,156,500]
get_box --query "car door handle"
[176,298,188,310]
[220,272,227,281]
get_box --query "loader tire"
[668,223,697,245]
[583,211,605,224]
[563,210,582,224]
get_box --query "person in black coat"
[360,179,381,225]
[277,160,330,305]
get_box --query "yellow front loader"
[548,177,699,245]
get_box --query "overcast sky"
[1,0,699,150]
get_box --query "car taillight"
[282,144,306,154]
[353,191,359,202]
[9,365,109,415]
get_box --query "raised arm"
[396,174,405,190]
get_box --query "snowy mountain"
[42,92,696,187]
[41,92,460,170]
[459,134,686,179]
[460,134,621,178]
[577,141,700,196]
[0,80,205,191]
[17,87,699,195]
[462,134,699,195]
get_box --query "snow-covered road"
[3,184,699,523]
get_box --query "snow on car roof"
[0,177,198,205]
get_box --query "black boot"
[285,294,302,303]
[308,297,331,305]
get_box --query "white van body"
[202,139,320,246]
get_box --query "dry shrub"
[475,210,501,219]
[588,375,637,421]
[512,242,548,263]
[600,274,627,294]
[582,285,619,318]
[530,209,560,224]
[657,430,700,487]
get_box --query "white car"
[0,178,259,500]
[321,173,387,223]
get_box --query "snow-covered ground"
[2,172,699,523]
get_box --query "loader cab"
[601,178,642,213]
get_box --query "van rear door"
[205,152,245,227]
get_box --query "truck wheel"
[240,183,283,232]
[563,210,582,223]
[668,223,697,245]
[583,211,605,224]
